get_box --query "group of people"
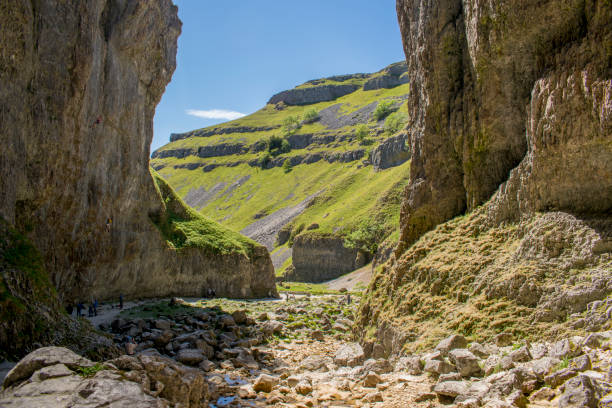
[66,300,98,317]
[65,294,124,318]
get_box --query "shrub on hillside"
[258,152,272,168]
[373,100,395,121]
[282,115,301,136]
[355,124,374,146]
[344,220,386,255]
[282,159,292,173]
[267,135,291,157]
[302,109,320,124]
[385,112,407,134]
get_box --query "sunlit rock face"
[0,0,276,306]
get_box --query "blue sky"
[152,0,405,152]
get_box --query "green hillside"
[151,62,412,280]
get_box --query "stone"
[439,372,462,382]
[395,356,423,375]
[363,371,382,388]
[154,319,172,331]
[494,333,513,347]
[434,380,469,398]
[509,346,532,363]
[436,334,468,355]
[468,342,490,359]
[571,354,592,372]
[549,338,582,360]
[175,349,205,366]
[529,387,556,402]
[506,389,528,408]
[30,364,74,382]
[544,368,578,388]
[449,349,483,377]
[3,347,95,388]
[198,360,215,372]
[295,380,312,395]
[217,315,236,329]
[253,374,279,393]
[333,343,365,367]
[299,355,332,371]
[558,375,600,408]
[530,356,561,379]
[311,330,324,341]
[362,358,393,374]
[153,330,174,348]
[231,310,248,325]
[424,359,456,375]
[262,320,284,336]
[364,391,383,402]
[371,343,386,359]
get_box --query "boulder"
[299,355,332,371]
[334,343,365,367]
[253,374,279,393]
[3,347,94,388]
[435,334,468,355]
[395,356,423,375]
[558,375,600,408]
[261,320,284,336]
[434,380,469,398]
[231,310,248,325]
[449,349,483,377]
[175,349,205,366]
[154,319,173,331]
[363,371,382,388]
[494,333,513,347]
[295,380,313,395]
[424,359,456,375]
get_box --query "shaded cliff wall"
[0,0,276,305]
[395,0,611,252]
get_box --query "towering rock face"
[356,0,611,354]
[0,0,276,309]
[395,0,611,251]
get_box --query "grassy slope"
[151,69,410,278]
[150,169,259,257]
[358,208,612,353]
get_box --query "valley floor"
[1,294,611,407]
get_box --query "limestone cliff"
[0,0,276,355]
[358,0,611,354]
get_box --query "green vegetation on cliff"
[150,170,258,256]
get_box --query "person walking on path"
[76,302,84,317]
[93,299,98,316]
[119,294,123,309]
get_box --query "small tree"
[282,158,292,173]
[385,112,407,134]
[282,115,301,137]
[267,135,291,156]
[303,109,320,124]
[373,100,395,121]
[258,152,271,168]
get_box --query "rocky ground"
[1,295,611,407]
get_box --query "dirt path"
[325,263,373,291]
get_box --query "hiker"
[119,294,123,309]
[66,304,73,316]
[125,336,136,355]
[210,288,216,298]
[88,304,94,317]
[76,302,84,317]
[106,218,112,232]
[93,299,98,316]
[346,293,351,305]
[94,116,101,126]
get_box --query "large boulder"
[334,343,365,367]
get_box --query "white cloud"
[186,109,246,121]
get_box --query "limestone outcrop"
[287,234,366,282]
[358,0,611,354]
[268,84,361,106]
[0,0,277,356]
[394,0,611,250]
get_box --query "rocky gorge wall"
[0,0,276,355]
[357,0,612,355]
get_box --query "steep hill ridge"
[152,62,412,281]
[0,0,276,357]
[357,0,612,355]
